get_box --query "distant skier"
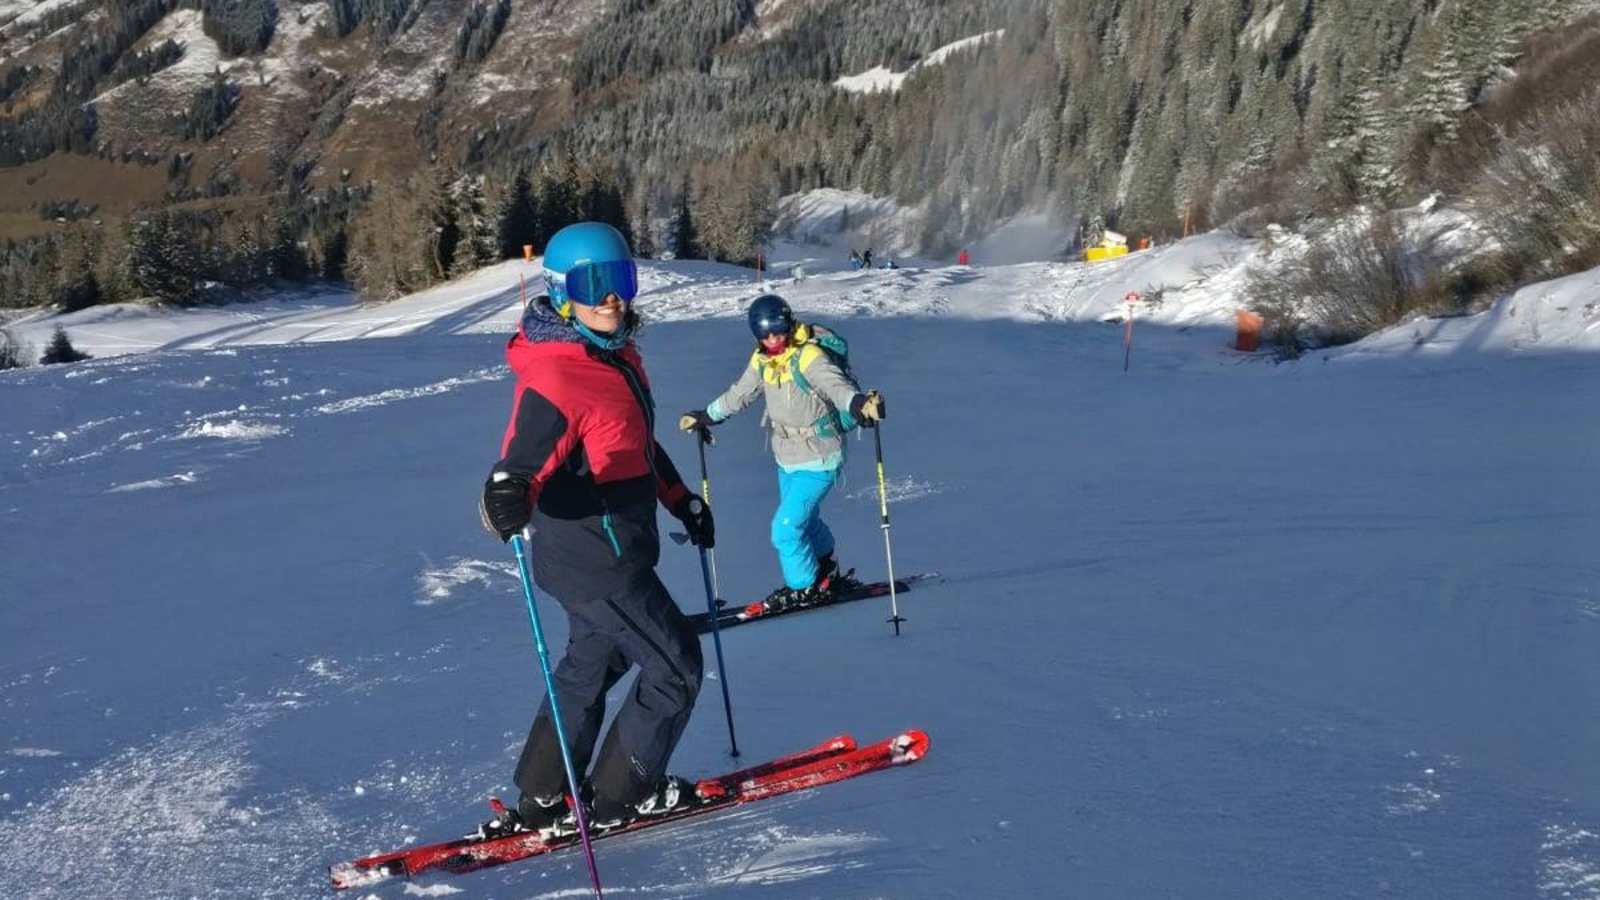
[678,293,885,612]
[478,222,714,836]
[849,249,862,269]
[862,247,874,269]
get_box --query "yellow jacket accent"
[748,323,826,386]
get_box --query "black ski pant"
[513,567,703,813]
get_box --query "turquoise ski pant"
[772,467,838,590]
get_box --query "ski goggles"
[562,259,638,306]
[751,313,792,339]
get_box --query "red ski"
[329,730,930,890]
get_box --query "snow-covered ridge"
[833,29,1004,95]
[8,210,1600,366]
[88,9,218,106]
[0,0,77,34]
[89,5,329,106]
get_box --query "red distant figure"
[957,249,970,266]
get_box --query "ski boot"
[472,792,571,840]
[589,775,697,832]
[815,553,841,590]
[760,584,804,615]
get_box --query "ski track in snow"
[1541,825,1600,900]
[0,644,507,899]
[7,357,513,492]
[401,884,464,896]
[1384,752,1459,817]
[0,694,341,899]
[510,821,888,898]
[415,557,518,605]
[846,474,945,505]
[313,366,504,415]
[106,470,200,492]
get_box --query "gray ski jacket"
[706,323,862,471]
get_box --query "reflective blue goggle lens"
[564,259,638,306]
[753,316,789,338]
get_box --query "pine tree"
[39,325,90,364]
[233,219,263,284]
[55,224,101,310]
[451,174,497,276]
[428,166,462,280]
[1410,21,1470,145]
[129,211,198,303]
[267,205,308,281]
[497,168,539,258]
[669,180,702,260]
[536,161,582,248]
[1323,63,1400,202]
[1351,68,1401,201]
[633,193,656,259]
[0,328,28,370]
[580,175,634,249]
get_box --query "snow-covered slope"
[833,30,1005,95]
[2,252,1598,899]
[12,230,1600,364]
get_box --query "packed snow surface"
[2,237,1598,898]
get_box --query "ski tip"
[488,796,508,816]
[891,729,931,764]
[330,860,389,891]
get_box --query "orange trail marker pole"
[1123,292,1139,372]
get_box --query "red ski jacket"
[493,303,690,589]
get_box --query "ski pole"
[693,428,741,757]
[510,531,604,899]
[694,430,726,609]
[871,423,906,635]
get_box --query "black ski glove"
[480,471,532,542]
[672,493,715,549]
[850,390,885,427]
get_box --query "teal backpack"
[789,324,860,436]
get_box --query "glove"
[850,390,885,426]
[480,471,532,542]
[672,493,715,549]
[678,410,715,433]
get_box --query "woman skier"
[478,222,714,835]
[678,293,885,612]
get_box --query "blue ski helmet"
[542,222,637,307]
[747,293,794,339]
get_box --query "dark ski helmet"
[747,293,794,339]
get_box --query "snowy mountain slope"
[12,227,1600,366]
[2,254,1598,899]
[832,29,1005,95]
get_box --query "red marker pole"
[1123,292,1139,372]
